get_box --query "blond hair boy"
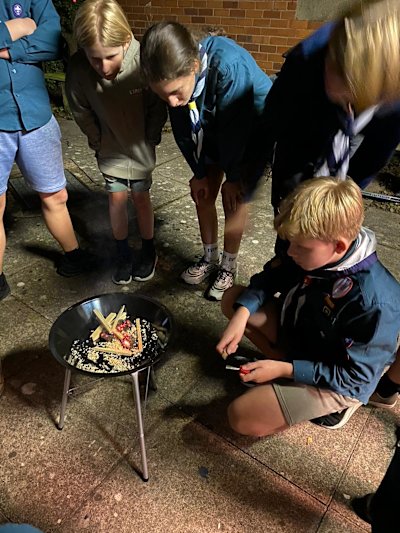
[217,177,400,434]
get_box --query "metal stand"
[131,371,149,481]
[57,366,150,481]
[58,368,71,430]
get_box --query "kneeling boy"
[217,177,400,435]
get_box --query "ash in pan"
[66,318,160,374]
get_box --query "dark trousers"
[370,426,400,532]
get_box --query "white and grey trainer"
[181,257,219,285]
[207,268,236,301]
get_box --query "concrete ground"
[1,117,400,533]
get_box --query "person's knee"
[227,401,268,437]
[40,188,68,209]
[131,190,151,209]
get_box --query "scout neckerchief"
[316,104,378,179]
[187,43,208,163]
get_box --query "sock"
[142,237,155,257]
[221,251,238,273]
[376,372,400,397]
[64,248,81,260]
[203,243,219,263]
[0,273,5,287]
[115,238,130,260]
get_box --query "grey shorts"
[0,115,66,195]
[272,380,362,426]
[104,175,152,193]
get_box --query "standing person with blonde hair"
[66,0,166,284]
[259,0,400,213]
[140,21,272,301]
[217,177,400,434]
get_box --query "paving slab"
[1,116,400,532]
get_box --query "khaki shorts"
[272,379,362,426]
[104,175,152,193]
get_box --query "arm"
[7,0,63,63]
[143,88,167,146]
[292,305,399,402]
[65,62,101,153]
[0,18,36,59]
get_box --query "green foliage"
[53,0,85,34]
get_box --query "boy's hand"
[5,18,37,41]
[239,360,294,384]
[190,176,209,205]
[221,181,243,212]
[216,306,250,356]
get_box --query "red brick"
[184,7,198,14]
[222,1,238,7]
[245,9,264,18]
[270,18,289,28]
[198,8,214,15]
[191,16,206,23]
[260,44,277,53]
[237,33,253,42]
[230,9,245,16]
[243,42,260,52]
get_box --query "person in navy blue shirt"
[0,0,92,302]
[140,21,272,301]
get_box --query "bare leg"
[0,193,6,273]
[39,189,78,252]
[108,191,129,240]
[228,384,289,436]
[131,190,154,240]
[222,200,248,255]
[196,165,224,244]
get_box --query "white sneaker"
[207,268,236,301]
[181,257,219,285]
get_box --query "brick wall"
[120,0,322,74]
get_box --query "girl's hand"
[190,176,209,205]
[221,181,243,212]
[216,307,250,356]
[239,360,294,384]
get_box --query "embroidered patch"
[12,3,23,17]
[332,277,353,299]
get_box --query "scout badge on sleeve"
[332,277,353,299]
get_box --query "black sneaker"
[56,248,95,277]
[132,253,157,282]
[351,493,374,524]
[112,257,132,285]
[0,275,10,301]
[310,404,361,430]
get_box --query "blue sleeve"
[0,19,12,47]
[8,0,62,63]
[293,304,399,403]
[215,61,258,182]
[235,255,303,315]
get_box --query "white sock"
[221,251,237,272]
[203,243,219,263]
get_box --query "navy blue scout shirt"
[0,0,62,132]
[258,23,400,209]
[168,36,272,183]
[235,228,400,404]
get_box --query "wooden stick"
[112,305,126,328]
[90,312,116,342]
[93,346,133,356]
[135,318,143,352]
[93,309,124,341]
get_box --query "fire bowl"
[49,292,173,377]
